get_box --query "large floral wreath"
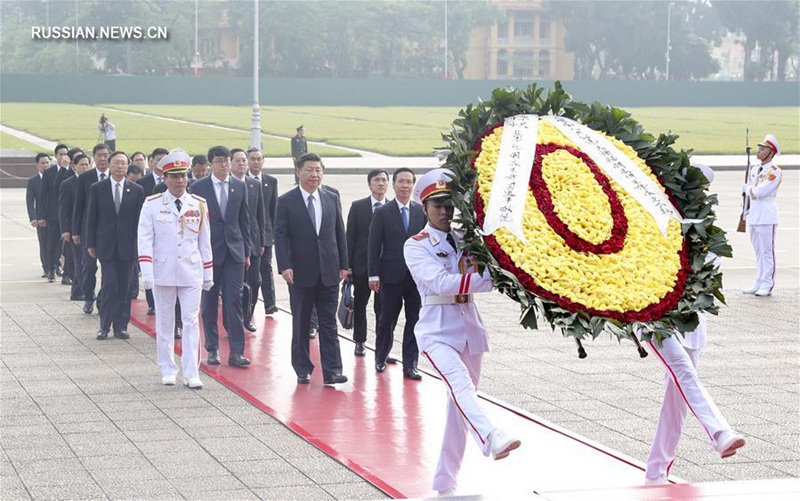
[442,83,731,344]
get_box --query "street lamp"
[665,2,674,81]
[444,0,448,79]
[250,0,262,150]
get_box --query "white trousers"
[643,334,730,479]
[748,224,776,291]
[153,285,202,380]
[423,342,494,492]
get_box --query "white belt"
[422,294,473,306]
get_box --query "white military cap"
[690,161,714,184]
[157,149,191,174]
[413,168,455,205]
[758,134,780,156]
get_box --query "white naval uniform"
[743,160,782,292]
[138,191,213,381]
[403,224,495,492]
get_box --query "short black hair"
[191,154,208,166]
[247,147,261,155]
[67,147,83,161]
[207,145,231,162]
[72,153,89,166]
[295,152,322,169]
[92,143,110,155]
[54,144,68,155]
[367,169,389,184]
[108,151,128,163]
[149,147,169,160]
[126,164,144,176]
[230,148,246,158]
[392,167,416,183]
[35,153,51,163]
[130,151,146,162]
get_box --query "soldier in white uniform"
[742,134,782,296]
[643,164,745,484]
[138,150,213,388]
[404,169,520,498]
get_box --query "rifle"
[736,128,750,233]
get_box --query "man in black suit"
[368,168,426,380]
[60,153,91,301]
[72,144,112,314]
[275,153,348,385]
[136,147,169,315]
[346,169,389,356]
[86,151,145,340]
[41,144,75,283]
[26,153,50,278]
[247,148,279,316]
[188,146,252,368]
[290,125,307,185]
[232,148,266,332]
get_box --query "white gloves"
[141,274,154,290]
[202,280,214,291]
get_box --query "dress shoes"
[228,353,251,367]
[265,305,279,315]
[174,327,182,339]
[47,272,55,283]
[186,377,203,389]
[41,271,48,278]
[207,350,220,365]
[755,288,772,297]
[113,330,130,340]
[146,307,156,316]
[244,320,257,332]
[297,374,311,384]
[323,374,348,385]
[375,362,387,373]
[55,265,63,277]
[488,429,521,460]
[714,430,745,458]
[354,342,366,356]
[83,301,94,314]
[386,357,399,364]
[742,285,759,294]
[644,475,668,485]
[162,375,177,386]
[61,276,73,286]
[403,368,423,380]
[96,329,109,340]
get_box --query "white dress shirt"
[299,186,321,234]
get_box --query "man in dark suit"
[27,153,50,278]
[41,144,75,283]
[86,151,145,340]
[232,148,266,332]
[60,153,91,301]
[247,148,279,316]
[188,145,252,368]
[72,144,112,314]
[368,168,426,380]
[346,169,389,356]
[275,153,348,385]
[136,147,169,315]
[290,125,307,185]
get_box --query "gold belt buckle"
[455,294,468,304]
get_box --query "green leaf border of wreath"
[440,82,732,346]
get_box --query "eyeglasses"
[211,158,230,166]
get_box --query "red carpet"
[130,299,661,498]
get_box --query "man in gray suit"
[275,153,348,385]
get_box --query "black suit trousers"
[70,241,84,297]
[352,274,380,344]
[98,255,133,332]
[245,254,261,319]
[81,242,98,301]
[44,220,61,273]
[288,280,343,379]
[62,236,73,279]
[202,256,245,355]
[36,227,48,273]
[259,245,276,309]
[376,275,420,370]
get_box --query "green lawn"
[1,102,797,156]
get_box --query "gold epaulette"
[190,193,207,203]
[146,193,163,201]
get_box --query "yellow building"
[465,0,574,80]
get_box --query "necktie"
[401,206,409,233]
[372,201,380,213]
[99,172,106,182]
[307,194,317,234]
[114,183,121,214]
[219,181,228,219]
[446,233,457,251]
[156,176,162,185]
[175,198,182,212]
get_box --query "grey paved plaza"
[1,169,798,500]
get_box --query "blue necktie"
[401,206,409,233]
